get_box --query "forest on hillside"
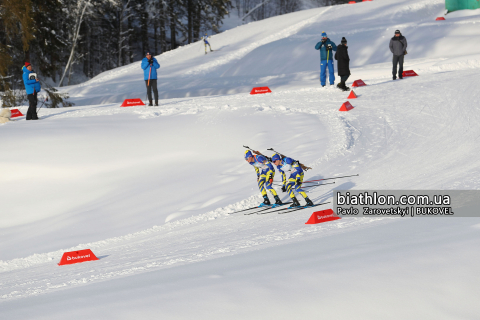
[0,0,349,93]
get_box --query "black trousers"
[340,75,350,83]
[392,54,404,78]
[145,79,158,103]
[27,94,38,120]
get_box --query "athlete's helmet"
[271,153,281,162]
[245,150,253,159]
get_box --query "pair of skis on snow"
[230,201,330,216]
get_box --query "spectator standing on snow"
[22,62,41,120]
[315,31,337,87]
[389,30,407,80]
[335,37,351,91]
[141,51,160,106]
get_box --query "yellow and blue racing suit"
[276,158,308,200]
[250,155,278,197]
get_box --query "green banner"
[446,0,480,12]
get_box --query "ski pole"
[148,65,152,87]
[302,182,336,188]
[273,181,335,187]
[37,96,49,114]
[302,174,359,184]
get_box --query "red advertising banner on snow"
[305,209,341,225]
[352,80,366,87]
[339,101,354,112]
[402,70,418,77]
[250,87,272,95]
[10,109,24,118]
[120,98,145,107]
[436,17,445,20]
[58,249,99,266]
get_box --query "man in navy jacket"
[315,31,337,87]
[141,51,160,106]
[22,62,41,120]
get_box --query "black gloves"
[281,185,286,192]
[327,44,332,50]
[148,59,154,64]
[322,39,326,43]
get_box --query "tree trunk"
[59,0,88,87]
[187,0,192,44]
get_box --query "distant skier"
[315,31,337,87]
[245,150,283,206]
[335,37,351,91]
[141,51,160,106]
[202,33,213,54]
[271,153,313,208]
[22,62,41,120]
[389,30,407,80]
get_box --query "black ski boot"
[262,195,271,206]
[305,198,314,207]
[148,100,153,106]
[155,101,159,106]
[291,197,301,207]
[274,195,283,205]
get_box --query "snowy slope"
[1,0,480,318]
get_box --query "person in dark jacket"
[22,62,41,120]
[335,37,350,91]
[389,30,407,80]
[141,51,160,106]
[315,31,337,87]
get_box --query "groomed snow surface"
[2,0,480,318]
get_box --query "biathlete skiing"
[202,33,213,54]
[271,153,314,208]
[245,150,283,207]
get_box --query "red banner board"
[347,90,357,99]
[58,249,99,266]
[402,70,418,77]
[339,101,354,112]
[348,1,356,3]
[10,109,24,118]
[352,79,366,87]
[305,209,341,225]
[436,17,445,20]
[250,87,272,95]
[121,98,145,107]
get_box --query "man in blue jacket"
[141,51,160,106]
[22,62,41,120]
[315,31,337,87]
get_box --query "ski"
[278,201,330,214]
[244,206,271,215]
[256,202,292,214]
[229,205,265,214]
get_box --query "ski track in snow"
[0,207,393,300]
[183,7,332,76]
[2,0,480,310]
